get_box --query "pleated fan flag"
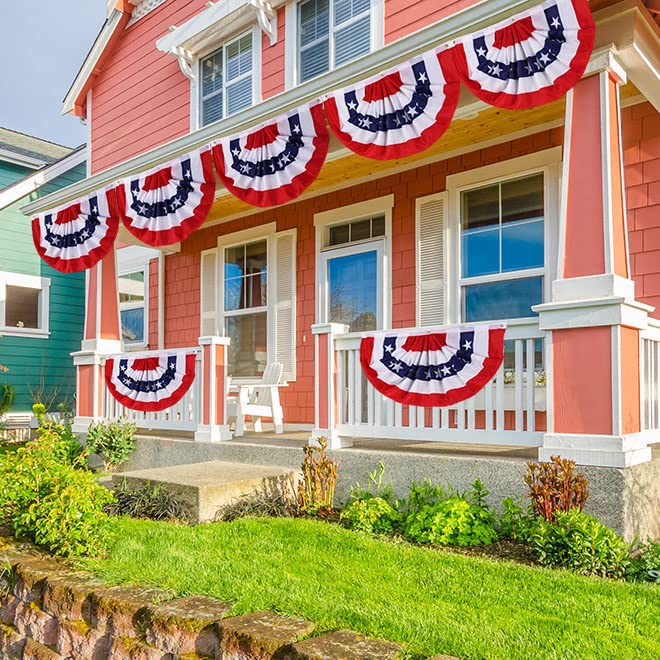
[324,49,460,160]
[452,0,595,109]
[116,148,215,246]
[212,103,329,207]
[360,324,506,407]
[104,351,197,412]
[32,190,119,273]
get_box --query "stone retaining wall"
[0,539,456,659]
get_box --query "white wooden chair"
[227,363,287,436]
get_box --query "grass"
[80,516,660,659]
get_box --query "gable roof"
[61,1,134,118]
[0,127,72,169]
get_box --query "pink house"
[23,0,660,535]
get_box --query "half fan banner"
[212,103,329,208]
[360,324,506,407]
[32,190,119,274]
[452,0,595,109]
[324,50,459,160]
[104,351,197,412]
[116,148,215,246]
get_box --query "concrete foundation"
[121,435,660,541]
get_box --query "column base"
[194,424,233,442]
[310,428,353,449]
[539,432,653,468]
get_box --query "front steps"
[112,461,292,523]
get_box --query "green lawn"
[81,516,660,660]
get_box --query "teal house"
[0,128,86,415]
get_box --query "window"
[0,272,49,337]
[319,213,388,332]
[200,31,254,127]
[119,270,147,347]
[298,0,373,83]
[224,240,268,377]
[460,173,545,322]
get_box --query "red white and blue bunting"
[31,191,119,273]
[104,351,197,412]
[360,324,506,407]
[31,0,595,270]
[452,0,595,109]
[212,103,329,208]
[116,148,215,246]
[324,50,459,160]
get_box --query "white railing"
[101,347,203,432]
[641,320,660,432]
[334,320,549,447]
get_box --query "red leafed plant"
[525,455,589,522]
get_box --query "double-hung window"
[298,0,373,83]
[200,31,254,127]
[460,173,545,322]
[0,272,49,337]
[224,240,268,377]
[119,270,147,347]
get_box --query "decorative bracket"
[172,46,196,81]
[249,0,278,46]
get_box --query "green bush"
[349,462,396,505]
[33,402,84,464]
[497,497,535,542]
[340,497,401,535]
[529,509,630,579]
[404,498,498,547]
[86,420,137,469]
[626,540,660,583]
[0,384,14,417]
[405,479,453,517]
[0,430,115,557]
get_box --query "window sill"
[0,328,49,339]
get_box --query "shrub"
[86,419,137,469]
[626,540,660,583]
[497,497,535,542]
[0,430,115,557]
[292,437,337,516]
[107,480,187,522]
[349,462,396,505]
[0,384,14,416]
[525,455,589,522]
[404,498,498,547]
[405,479,455,516]
[33,402,84,464]
[528,509,630,579]
[340,497,401,535]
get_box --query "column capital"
[311,323,350,336]
[584,46,627,84]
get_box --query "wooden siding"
[0,160,86,412]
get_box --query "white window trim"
[0,271,50,339]
[217,223,277,382]
[118,265,149,351]
[285,0,384,90]
[314,194,392,330]
[192,25,263,132]
[446,147,562,325]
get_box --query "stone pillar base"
[309,428,353,449]
[194,424,233,443]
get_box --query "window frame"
[285,0,384,89]
[192,25,262,132]
[446,148,562,325]
[0,271,50,339]
[217,223,277,383]
[118,266,149,351]
[314,195,393,331]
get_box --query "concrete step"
[112,461,292,524]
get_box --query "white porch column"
[311,323,351,449]
[194,335,232,442]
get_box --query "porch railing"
[101,347,203,432]
[641,320,660,432]
[333,320,549,447]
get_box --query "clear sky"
[0,1,107,148]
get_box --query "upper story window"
[460,173,545,322]
[298,0,373,83]
[0,272,50,338]
[200,31,254,127]
[119,269,147,348]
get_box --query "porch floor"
[135,429,539,461]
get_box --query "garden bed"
[80,516,660,660]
